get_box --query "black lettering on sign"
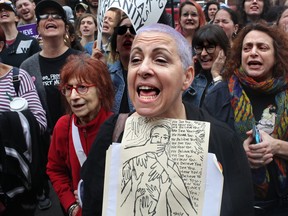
[157,0,166,8]
[122,0,134,14]
[109,0,121,7]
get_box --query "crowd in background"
[0,0,288,215]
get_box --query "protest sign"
[103,116,223,216]
[17,23,39,39]
[97,0,167,48]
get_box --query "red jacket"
[47,108,112,215]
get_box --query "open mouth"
[123,40,132,48]
[248,60,262,66]
[45,23,57,29]
[250,6,259,10]
[82,29,90,33]
[0,13,9,18]
[247,60,262,69]
[72,104,85,110]
[137,86,160,100]
[102,25,109,31]
[22,10,29,15]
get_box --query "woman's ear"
[64,25,69,36]
[234,24,239,35]
[14,14,20,23]
[182,66,194,91]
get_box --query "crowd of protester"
[1,0,288,215]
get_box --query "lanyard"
[72,117,87,166]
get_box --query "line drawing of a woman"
[120,124,196,216]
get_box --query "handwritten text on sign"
[98,0,167,33]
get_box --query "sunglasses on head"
[39,13,62,20]
[117,25,136,36]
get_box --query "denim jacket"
[182,73,208,107]
[182,73,234,129]
[108,60,134,114]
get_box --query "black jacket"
[0,110,44,207]
[81,102,254,216]
[202,81,235,130]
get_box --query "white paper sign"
[97,0,167,48]
[102,117,223,216]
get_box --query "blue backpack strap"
[12,67,20,96]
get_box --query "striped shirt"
[0,67,47,131]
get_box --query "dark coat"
[81,102,254,216]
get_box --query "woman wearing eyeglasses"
[20,0,84,211]
[105,14,136,114]
[183,25,231,124]
[46,54,114,216]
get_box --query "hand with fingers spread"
[139,195,155,216]
[148,161,164,182]
[146,183,160,201]
[135,153,148,168]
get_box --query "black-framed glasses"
[39,13,62,20]
[194,45,216,55]
[61,84,96,97]
[117,25,136,35]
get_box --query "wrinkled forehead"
[133,31,176,47]
[243,30,273,43]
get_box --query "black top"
[39,48,81,128]
[243,85,275,121]
[81,102,254,216]
[0,32,41,68]
[119,69,129,113]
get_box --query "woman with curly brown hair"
[204,23,288,215]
